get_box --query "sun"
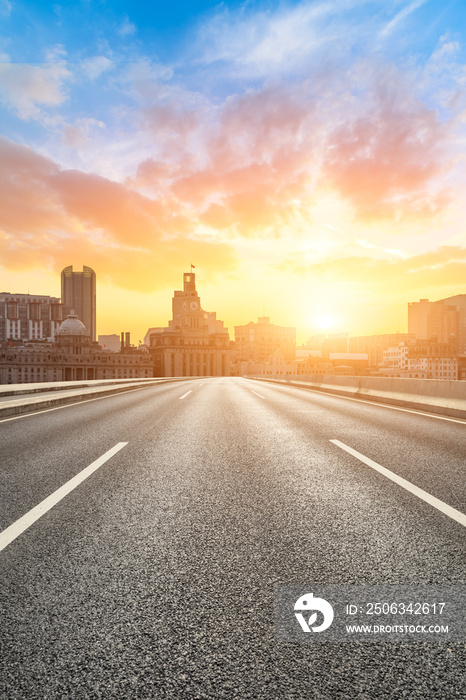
[314,313,338,331]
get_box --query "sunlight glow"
[313,313,338,330]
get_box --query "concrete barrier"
[0,377,199,418]
[0,376,176,398]
[246,375,466,419]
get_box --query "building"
[98,334,121,353]
[408,298,459,346]
[438,294,466,354]
[348,333,414,368]
[300,332,414,369]
[148,272,231,377]
[61,265,97,342]
[382,343,409,371]
[458,356,466,380]
[296,359,333,376]
[295,353,368,377]
[232,317,296,377]
[0,311,152,384]
[234,350,298,378]
[380,340,458,380]
[328,353,369,374]
[0,292,68,343]
[234,317,296,364]
[144,327,165,347]
[407,340,458,380]
[320,333,350,357]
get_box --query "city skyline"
[2,265,464,348]
[1,1,466,344]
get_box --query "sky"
[1,0,465,344]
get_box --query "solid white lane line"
[251,391,265,398]
[330,439,466,528]
[179,391,192,399]
[0,442,128,552]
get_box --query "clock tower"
[149,271,231,377]
[171,272,206,331]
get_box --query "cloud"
[111,2,460,231]
[80,56,113,80]
[380,0,428,38]
[118,16,137,37]
[117,59,174,102]
[1,0,464,286]
[0,137,236,290]
[194,0,379,79]
[277,246,466,295]
[323,62,450,220]
[62,117,106,148]
[0,61,70,119]
[132,63,451,231]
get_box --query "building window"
[7,302,17,319]
[29,303,40,320]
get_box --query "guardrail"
[246,375,466,419]
[0,377,200,418]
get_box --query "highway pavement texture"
[1,377,465,699]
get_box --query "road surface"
[1,377,465,698]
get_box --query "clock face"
[190,301,198,310]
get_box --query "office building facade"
[0,293,68,343]
[61,265,96,341]
[437,294,466,354]
[408,298,459,346]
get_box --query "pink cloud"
[0,50,459,290]
[323,65,450,220]
[132,67,452,232]
[0,137,236,290]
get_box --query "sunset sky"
[1,0,465,344]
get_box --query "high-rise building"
[148,272,231,377]
[61,265,96,341]
[408,298,459,348]
[437,294,466,354]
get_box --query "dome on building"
[57,310,90,336]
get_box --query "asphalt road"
[1,377,465,699]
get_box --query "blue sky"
[1,1,465,339]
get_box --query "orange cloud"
[0,136,236,289]
[129,69,453,232]
[277,246,466,296]
[0,52,460,294]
